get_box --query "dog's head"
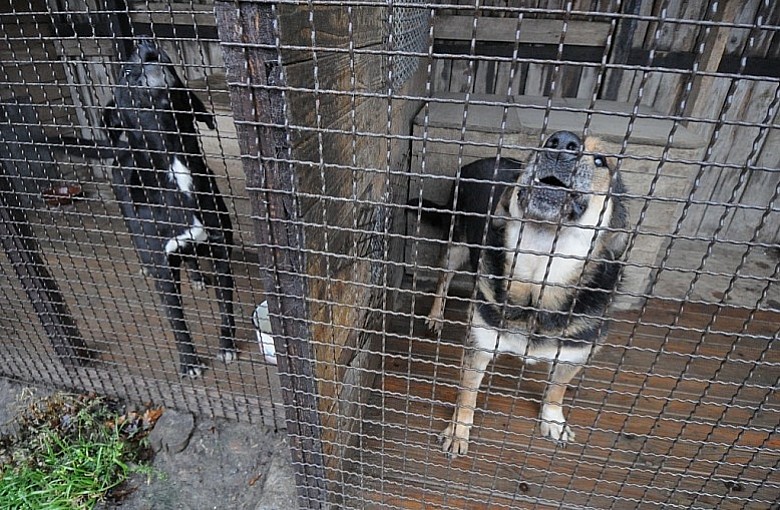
[121,38,180,94]
[512,131,621,224]
[103,38,215,136]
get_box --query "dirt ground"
[0,378,298,510]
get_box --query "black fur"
[51,38,236,377]
[409,158,523,269]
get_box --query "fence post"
[214,2,328,507]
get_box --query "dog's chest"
[504,221,597,304]
[162,156,207,255]
[168,157,194,194]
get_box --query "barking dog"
[408,158,523,333]
[56,39,236,377]
[439,131,629,456]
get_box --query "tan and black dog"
[439,131,629,456]
[407,157,523,333]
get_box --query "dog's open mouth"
[536,175,568,188]
[525,172,587,222]
[142,51,158,63]
[125,40,177,91]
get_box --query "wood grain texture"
[343,292,779,508]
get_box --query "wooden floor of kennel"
[343,290,779,509]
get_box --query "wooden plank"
[276,4,386,65]
[283,50,385,134]
[723,85,780,242]
[433,16,611,47]
[724,0,764,56]
[523,63,548,96]
[128,1,217,27]
[348,294,779,508]
[601,0,636,101]
[682,1,740,121]
[694,79,768,237]
[576,65,599,99]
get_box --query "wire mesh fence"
[1,1,779,509]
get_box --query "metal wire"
[1,1,779,509]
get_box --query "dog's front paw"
[540,405,575,442]
[181,362,205,379]
[425,309,447,334]
[191,279,207,292]
[440,422,471,457]
[217,348,238,364]
[188,270,210,291]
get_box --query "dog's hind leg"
[426,243,470,334]
[209,244,237,364]
[440,342,493,456]
[539,360,583,442]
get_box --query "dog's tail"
[406,197,454,229]
[45,135,125,160]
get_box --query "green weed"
[0,393,157,510]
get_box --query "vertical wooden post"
[682,1,740,122]
[602,0,642,101]
[214,2,328,507]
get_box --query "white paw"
[191,279,207,292]
[217,348,238,364]
[185,365,203,379]
[425,313,444,334]
[540,405,575,442]
[440,422,471,457]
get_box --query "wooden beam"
[433,15,611,47]
[214,2,328,507]
[683,1,740,120]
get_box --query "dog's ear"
[491,187,514,228]
[188,91,216,130]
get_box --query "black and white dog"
[55,39,236,377]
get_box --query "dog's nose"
[544,131,582,161]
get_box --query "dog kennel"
[1,0,778,508]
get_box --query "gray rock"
[147,408,195,454]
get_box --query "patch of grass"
[0,393,159,510]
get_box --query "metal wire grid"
[0,1,284,427]
[391,0,430,90]
[254,1,779,508]
[1,0,779,509]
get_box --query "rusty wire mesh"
[1,1,779,509]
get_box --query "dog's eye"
[594,156,608,168]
